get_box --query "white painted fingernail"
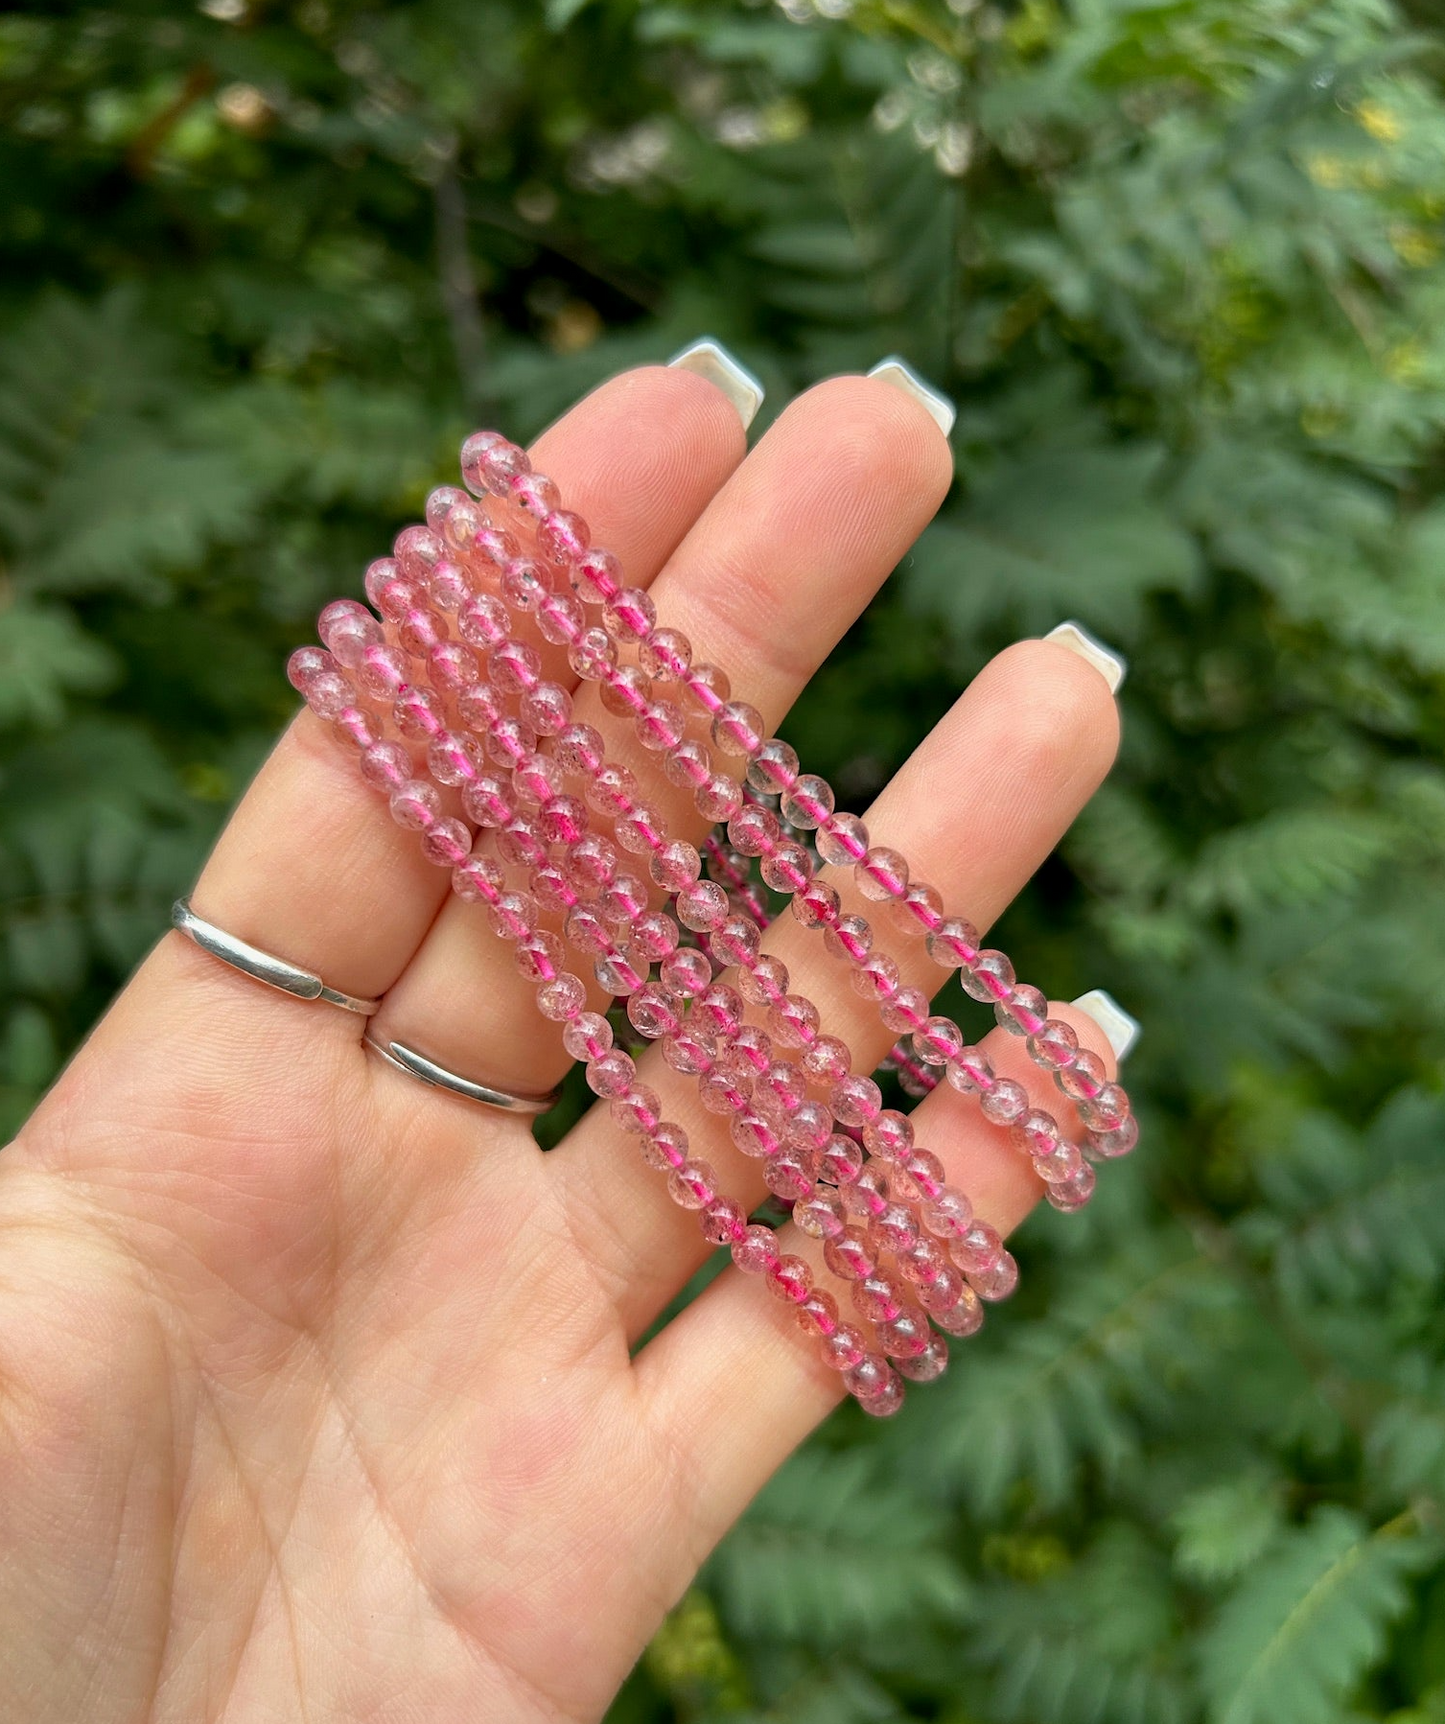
[1045,621,1128,694]
[667,338,765,430]
[866,356,956,438]
[1071,990,1140,1063]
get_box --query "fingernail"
[1045,621,1128,694]
[1070,990,1140,1063]
[866,356,956,438]
[667,338,765,430]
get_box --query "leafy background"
[4,0,1445,1718]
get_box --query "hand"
[0,364,1121,1723]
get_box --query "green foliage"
[4,0,1445,1719]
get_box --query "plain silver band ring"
[364,1034,561,1115]
[171,897,382,1016]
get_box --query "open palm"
[0,363,1121,1723]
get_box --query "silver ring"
[364,1034,560,1115]
[171,897,382,1017]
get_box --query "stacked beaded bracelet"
[285,426,1138,1417]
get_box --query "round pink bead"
[968,1249,1019,1302]
[816,812,869,867]
[1029,1018,1080,1070]
[951,1219,1003,1276]
[571,546,622,605]
[880,985,930,1035]
[863,1110,913,1161]
[1057,1048,1108,1102]
[473,440,529,497]
[537,508,589,566]
[746,737,799,794]
[794,1190,846,1240]
[791,879,841,928]
[711,700,766,759]
[639,1122,689,1172]
[1010,1107,1062,1159]
[945,1046,995,1094]
[980,1078,1030,1125]
[390,778,440,830]
[962,950,1016,1003]
[536,973,587,1023]
[602,587,657,643]
[1047,1163,1097,1211]
[668,1159,718,1210]
[459,429,507,496]
[780,774,834,830]
[766,1254,813,1304]
[421,818,472,868]
[830,1074,882,1127]
[856,845,908,902]
[563,1010,612,1064]
[932,1285,985,1337]
[898,1337,950,1382]
[510,469,558,518]
[732,1223,780,1275]
[1089,1115,1140,1158]
[1080,1083,1130,1132]
[640,627,692,681]
[611,1084,662,1135]
[914,1015,964,1067]
[701,1195,748,1245]
[997,982,1050,1038]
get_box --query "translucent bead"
[711,916,761,970]
[1056,1049,1108,1103]
[333,705,379,750]
[568,626,617,682]
[940,1050,992,1100]
[566,831,619,892]
[868,1201,920,1256]
[701,1195,747,1245]
[823,1229,875,1282]
[362,557,401,609]
[489,639,541,696]
[393,684,445,740]
[510,470,560,518]
[699,1067,751,1116]
[429,640,479,695]
[426,482,468,529]
[780,774,834,830]
[769,993,820,1049]
[684,662,730,713]
[421,818,472,868]
[1079,1083,1130,1132]
[795,1289,839,1338]
[746,737,799,794]
[921,1186,974,1241]
[1035,1141,1085,1184]
[662,1025,715,1077]
[725,805,777,859]
[897,1235,946,1286]
[863,1110,913,1162]
[497,816,547,871]
[587,762,638,818]
[856,846,908,902]
[317,599,383,668]
[440,493,486,552]
[301,667,356,721]
[932,1285,984,1337]
[554,723,606,780]
[969,1249,1019,1302]
[850,952,900,1002]
[980,1078,1029,1125]
[767,1254,813,1304]
[898,1337,950,1382]
[602,588,656,643]
[878,1310,931,1360]
[1010,1108,1062,1160]
[738,954,789,1008]
[1089,1115,1140,1159]
[1029,1018,1080,1070]
[816,812,869,867]
[791,881,840,931]
[640,626,692,681]
[674,880,728,933]
[731,1111,779,1159]
[801,1034,852,1087]
[515,931,565,985]
[997,982,1049,1038]
[732,1223,780,1275]
[390,779,440,830]
[816,1133,863,1187]
[595,951,646,997]
[425,560,472,615]
[1047,1163,1097,1212]
[830,1074,882,1127]
[630,911,678,966]
[535,590,585,647]
[843,1354,898,1403]
[794,1189,846,1239]
[487,718,538,771]
[820,1324,868,1373]
[659,946,711,999]
[840,1164,890,1222]
[648,839,700,894]
[472,524,518,568]
[537,508,589,567]
[757,1058,806,1116]
[640,1122,689,1172]
[914,1015,964,1067]
[916,1264,967,1313]
[356,644,409,701]
[457,683,504,731]
[880,986,930,1035]
[426,731,482,788]
[600,665,651,719]
[568,545,620,605]
[894,1148,945,1203]
[614,802,664,856]
[451,850,504,904]
[476,440,531,498]
[729,1025,773,1072]
[889,881,944,936]
[951,1219,1003,1276]
[458,593,510,649]
[668,1159,717,1210]
[711,700,766,759]
[763,1148,814,1203]
[399,606,445,658]
[628,984,681,1042]
[760,840,813,895]
[822,913,872,963]
[459,429,508,495]
[394,523,445,580]
[961,949,1016,1003]
[695,982,744,1038]
[853,1273,903,1325]
[536,973,586,1023]
[636,701,686,753]
[537,793,587,846]
[489,890,539,942]
[563,1010,612,1064]
[531,864,577,914]
[610,1083,661,1135]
